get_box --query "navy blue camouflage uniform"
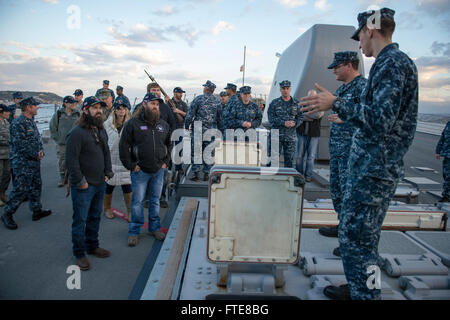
[4,114,44,215]
[329,75,367,219]
[436,121,450,198]
[268,95,304,168]
[332,41,418,299]
[228,87,262,134]
[222,94,239,138]
[185,82,223,174]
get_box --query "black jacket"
[65,125,114,187]
[297,118,322,137]
[119,112,172,174]
[132,101,176,131]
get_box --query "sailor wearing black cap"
[49,96,81,187]
[95,80,115,103]
[7,92,23,123]
[1,97,52,230]
[115,85,131,110]
[73,89,84,112]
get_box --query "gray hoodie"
[49,107,80,145]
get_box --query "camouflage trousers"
[278,135,297,168]
[56,144,66,181]
[329,143,351,220]
[4,165,42,214]
[443,157,450,198]
[0,159,11,193]
[339,176,397,300]
[191,133,215,174]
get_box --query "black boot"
[191,172,200,182]
[32,209,52,221]
[318,225,339,237]
[332,246,341,257]
[203,172,209,182]
[323,284,351,300]
[1,212,18,230]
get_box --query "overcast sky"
[0,0,449,113]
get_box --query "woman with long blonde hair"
[103,99,132,221]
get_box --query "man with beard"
[65,96,114,271]
[1,97,52,230]
[147,83,176,208]
[119,93,172,246]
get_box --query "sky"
[0,0,449,113]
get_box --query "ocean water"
[35,104,62,133]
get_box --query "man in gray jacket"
[0,104,11,206]
[49,96,80,187]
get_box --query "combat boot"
[191,172,200,182]
[438,196,450,203]
[32,209,52,221]
[332,247,341,257]
[123,192,132,222]
[203,172,209,182]
[103,194,114,219]
[1,212,18,230]
[318,225,338,238]
[323,284,351,300]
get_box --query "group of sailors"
[8,6,450,301]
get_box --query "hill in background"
[0,91,63,105]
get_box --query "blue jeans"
[71,183,106,259]
[296,135,319,179]
[129,168,164,236]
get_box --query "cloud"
[314,0,331,11]
[396,11,424,30]
[246,49,262,57]
[42,0,58,4]
[276,0,307,8]
[417,0,450,16]
[153,5,179,16]
[431,41,450,56]
[211,21,236,35]
[108,23,201,47]
[61,42,172,66]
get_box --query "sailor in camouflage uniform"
[319,52,368,240]
[267,80,304,168]
[435,121,450,202]
[228,86,262,134]
[1,97,52,230]
[219,91,228,133]
[95,80,115,102]
[299,8,418,300]
[222,83,239,139]
[184,80,222,181]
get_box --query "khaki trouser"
[56,144,66,181]
[0,159,11,192]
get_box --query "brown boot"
[77,256,90,271]
[123,192,132,222]
[0,192,7,203]
[103,193,114,219]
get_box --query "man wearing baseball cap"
[184,81,222,181]
[73,89,84,112]
[95,80,115,103]
[49,96,81,187]
[115,85,131,110]
[7,92,23,123]
[299,8,418,300]
[65,96,114,270]
[1,97,52,230]
[119,93,172,246]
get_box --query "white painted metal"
[214,142,261,167]
[208,167,304,264]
